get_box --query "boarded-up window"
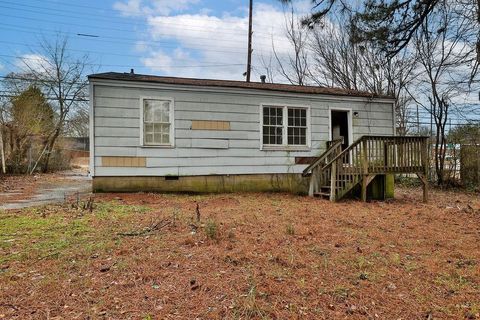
[143,99,173,146]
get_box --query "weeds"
[232,276,270,319]
[205,219,218,240]
[389,253,402,266]
[285,223,295,235]
[434,271,471,293]
[331,286,351,302]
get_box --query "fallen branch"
[117,219,171,237]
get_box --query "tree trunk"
[42,129,61,173]
[0,127,6,174]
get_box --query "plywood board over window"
[191,120,230,131]
[102,157,146,167]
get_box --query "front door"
[331,110,350,150]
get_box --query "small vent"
[165,176,179,181]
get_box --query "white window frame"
[139,96,175,148]
[259,103,311,151]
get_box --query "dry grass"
[0,187,479,319]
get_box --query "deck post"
[420,138,429,202]
[361,177,368,202]
[330,160,336,201]
[309,168,316,196]
[361,139,368,202]
[416,173,428,203]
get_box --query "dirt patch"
[0,187,479,319]
[0,170,91,209]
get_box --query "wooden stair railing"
[302,138,343,197]
[304,135,429,202]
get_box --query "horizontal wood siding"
[92,83,394,177]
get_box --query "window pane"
[275,127,283,144]
[263,115,269,125]
[287,127,306,145]
[145,123,154,134]
[300,109,306,126]
[263,134,269,144]
[161,133,170,144]
[277,114,283,126]
[160,124,170,134]
[150,101,168,122]
[299,134,306,145]
[145,133,153,144]
[144,101,153,122]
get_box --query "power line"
[0,41,248,65]
[0,12,261,45]
[0,54,245,69]
[0,3,284,39]
[0,76,87,86]
[1,24,285,62]
[8,0,113,12]
[0,4,249,36]
[0,24,271,56]
[0,20,254,53]
[0,17,291,54]
[0,94,88,102]
[0,0,284,37]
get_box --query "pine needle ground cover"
[1,188,479,319]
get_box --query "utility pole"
[0,126,5,174]
[246,0,253,82]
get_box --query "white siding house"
[89,72,395,192]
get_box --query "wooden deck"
[303,135,429,202]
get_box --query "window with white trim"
[287,108,307,145]
[262,106,283,145]
[262,105,309,148]
[142,98,173,146]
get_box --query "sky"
[0,0,311,81]
[0,0,477,127]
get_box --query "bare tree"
[14,34,90,172]
[310,16,417,134]
[408,0,477,184]
[271,7,312,85]
[258,54,276,83]
[65,105,89,137]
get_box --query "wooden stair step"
[313,192,330,198]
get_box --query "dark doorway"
[331,110,349,150]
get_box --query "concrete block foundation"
[93,174,309,194]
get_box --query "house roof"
[88,72,394,100]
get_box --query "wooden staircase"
[303,135,429,202]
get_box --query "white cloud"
[14,54,50,74]
[0,63,4,71]
[114,0,199,17]
[128,1,312,80]
[134,40,149,53]
[141,48,196,73]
